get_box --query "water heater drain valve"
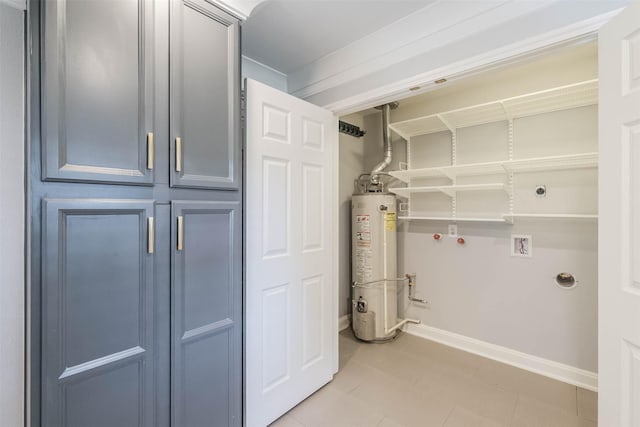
[356,297,368,313]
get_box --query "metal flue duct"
[370,101,398,185]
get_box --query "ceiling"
[242,0,432,74]
[393,40,599,112]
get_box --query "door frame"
[304,0,629,406]
[316,0,623,394]
[240,9,618,424]
[0,1,26,427]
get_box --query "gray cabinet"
[42,0,155,185]
[32,0,242,425]
[171,201,242,427]
[42,199,157,427]
[170,0,240,190]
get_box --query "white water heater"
[351,193,397,341]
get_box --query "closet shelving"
[388,79,599,223]
[396,216,509,223]
[388,80,598,140]
[389,152,598,182]
[389,183,508,198]
[502,213,598,221]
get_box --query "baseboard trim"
[338,315,351,332]
[404,323,598,392]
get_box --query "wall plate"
[511,234,533,257]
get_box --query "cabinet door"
[171,201,242,427]
[42,199,156,427]
[170,0,240,190]
[42,0,154,185]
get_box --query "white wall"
[0,2,25,425]
[242,55,287,92]
[398,220,598,371]
[358,43,599,372]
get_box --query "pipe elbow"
[371,157,391,174]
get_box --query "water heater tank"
[351,193,397,341]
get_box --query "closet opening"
[338,39,598,389]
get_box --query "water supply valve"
[433,233,442,240]
[405,273,416,287]
[405,273,427,304]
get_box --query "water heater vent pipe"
[370,102,398,185]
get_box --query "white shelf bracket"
[389,124,411,142]
[437,114,455,133]
[500,101,513,121]
[439,168,456,180]
[440,188,457,198]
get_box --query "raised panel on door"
[42,0,154,185]
[171,201,242,427]
[170,0,240,190]
[41,199,156,427]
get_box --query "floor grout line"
[509,393,520,426]
[374,415,387,427]
[441,404,457,427]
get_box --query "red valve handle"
[457,237,465,244]
[434,233,442,240]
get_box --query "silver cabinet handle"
[148,217,155,254]
[176,137,183,172]
[177,215,184,251]
[147,132,154,170]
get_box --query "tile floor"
[270,330,597,427]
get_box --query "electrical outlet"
[448,224,458,237]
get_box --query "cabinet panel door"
[42,199,156,427]
[170,0,240,189]
[171,201,242,427]
[42,0,154,185]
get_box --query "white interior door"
[598,3,640,426]
[245,78,338,427]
